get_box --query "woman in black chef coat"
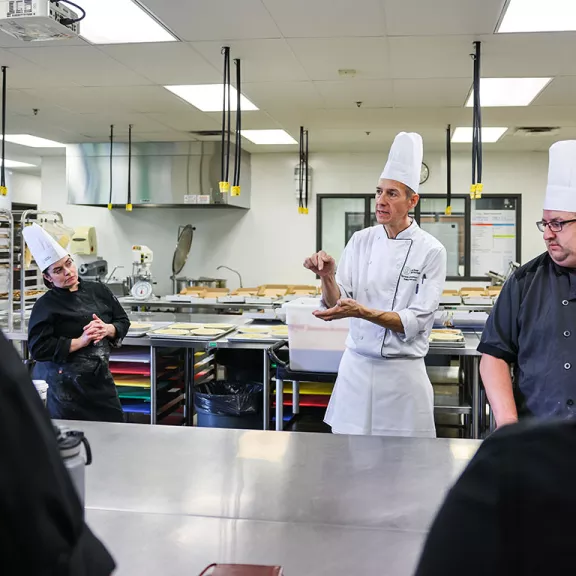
[24,223,130,422]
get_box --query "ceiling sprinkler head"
[365,131,371,136]
[356,101,363,108]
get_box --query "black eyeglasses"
[536,219,576,233]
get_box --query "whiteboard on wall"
[421,222,460,277]
[471,206,517,277]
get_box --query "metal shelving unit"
[0,208,14,332]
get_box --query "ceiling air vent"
[189,130,224,140]
[513,127,560,137]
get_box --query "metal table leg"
[263,349,270,430]
[150,345,157,425]
[471,356,480,439]
[276,378,284,431]
[292,381,300,415]
[184,349,191,426]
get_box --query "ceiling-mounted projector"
[0,0,81,42]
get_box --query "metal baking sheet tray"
[428,341,466,349]
[227,333,287,343]
[148,326,236,342]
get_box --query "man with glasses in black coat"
[478,140,576,428]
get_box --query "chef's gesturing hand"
[304,250,336,277]
[83,314,116,344]
[314,298,364,321]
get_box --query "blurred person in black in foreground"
[0,330,115,575]
[415,420,576,576]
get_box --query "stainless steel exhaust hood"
[67,141,251,208]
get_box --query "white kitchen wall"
[39,150,550,295]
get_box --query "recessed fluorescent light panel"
[465,78,552,107]
[79,0,176,44]
[242,130,297,145]
[164,85,259,112]
[2,159,36,168]
[498,0,576,33]
[2,135,65,148]
[451,127,508,143]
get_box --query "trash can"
[194,381,263,430]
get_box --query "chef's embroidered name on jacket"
[401,266,421,282]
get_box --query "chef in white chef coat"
[304,132,447,437]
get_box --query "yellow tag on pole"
[469,184,477,199]
[0,186,6,196]
[298,206,303,214]
[231,186,241,197]
[475,183,483,199]
[219,181,230,193]
[303,207,309,215]
[126,204,133,212]
[107,203,113,210]
[445,205,452,215]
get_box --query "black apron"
[45,342,124,422]
[28,280,130,423]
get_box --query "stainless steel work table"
[77,421,481,575]
[3,318,485,437]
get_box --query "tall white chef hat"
[380,132,423,194]
[544,140,576,212]
[22,223,68,271]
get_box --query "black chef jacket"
[478,252,576,419]
[415,420,576,576]
[28,280,130,422]
[0,330,115,575]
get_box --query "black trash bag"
[194,381,263,416]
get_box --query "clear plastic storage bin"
[283,297,349,373]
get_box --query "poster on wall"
[471,199,517,277]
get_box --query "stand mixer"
[130,245,155,300]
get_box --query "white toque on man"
[544,140,576,212]
[380,132,423,194]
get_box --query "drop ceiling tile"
[388,36,474,79]
[100,43,221,85]
[191,39,308,82]
[382,0,504,36]
[393,78,472,107]
[480,33,576,77]
[139,0,281,41]
[9,46,152,87]
[533,78,576,106]
[21,86,193,115]
[287,38,389,81]
[205,110,281,130]
[148,111,221,132]
[242,81,324,110]
[314,80,394,109]
[263,0,386,37]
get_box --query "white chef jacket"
[335,221,447,358]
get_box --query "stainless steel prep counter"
[3,314,485,437]
[77,421,480,575]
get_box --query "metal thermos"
[55,427,93,505]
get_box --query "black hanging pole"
[225,51,232,189]
[232,58,242,196]
[126,124,133,211]
[219,46,230,194]
[304,129,309,214]
[1,66,7,196]
[446,125,452,215]
[298,126,304,213]
[471,41,483,200]
[108,124,114,209]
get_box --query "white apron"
[324,222,446,437]
[325,348,436,437]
